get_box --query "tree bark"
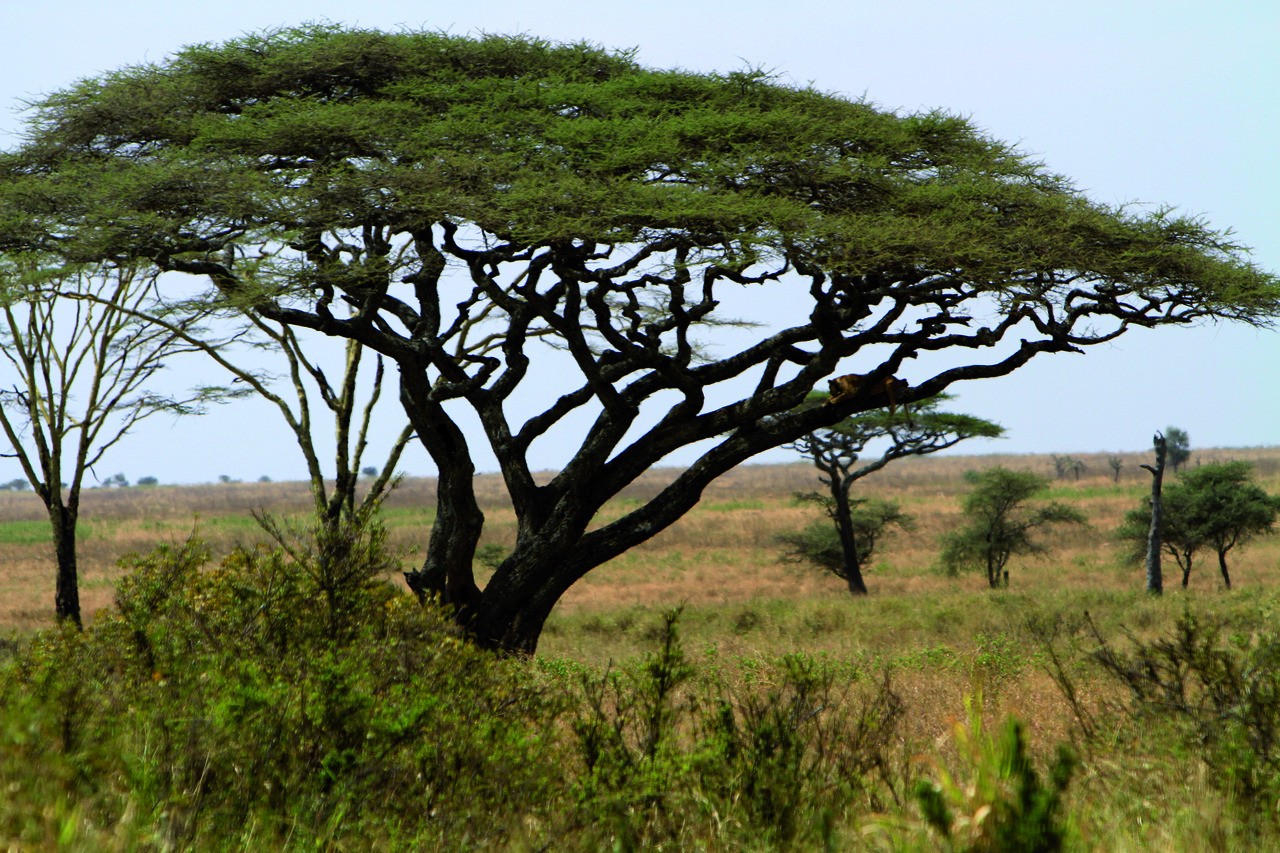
[399,371,483,618]
[829,472,868,595]
[1218,549,1232,590]
[49,502,81,628]
[1142,433,1167,595]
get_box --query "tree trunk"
[1143,434,1167,595]
[831,480,868,596]
[399,372,483,618]
[49,503,81,628]
[1218,549,1232,590]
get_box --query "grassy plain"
[3,446,1280,849]
[3,446,1277,639]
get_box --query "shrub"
[1089,608,1280,808]
[912,691,1077,852]
[569,609,904,849]
[0,513,561,849]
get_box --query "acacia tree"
[1120,461,1279,589]
[1165,426,1192,473]
[785,395,1002,594]
[2,28,1277,651]
[0,257,236,625]
[941,468,1086,588]
[779,497,913,595]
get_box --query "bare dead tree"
[1141,432,1168,595]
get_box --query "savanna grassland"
[3,447,1280,850]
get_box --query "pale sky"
[0,1,1276,484]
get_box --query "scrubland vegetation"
[2,447,1280,850]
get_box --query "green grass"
[0,519,112,545]
[1,456,1278,848]
[0,520,58,546]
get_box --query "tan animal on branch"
[825,373,909,414]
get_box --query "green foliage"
[1117,461,1279,587]
[1090,609,1280,809]
[0,515,558,848]
[913,691,1077,852]
[941,468,1087,588]
[1165,426,1192,472]
[780,497,913,579]
[569,609,904,849]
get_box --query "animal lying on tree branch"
[826,374,910,414]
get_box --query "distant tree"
[1119,461,1279,589]
[101,473,129,488]
[258,475,272,483]
[941,468,1086,588]
[135,476,158,487]
[0,478,29,491]
[361,466,379,478]
[780,498,913,591]
[786,395,1002,594]
[1052,455,1086,481]
[0,257,236,626]
[1107,455,1124,483]
[1165,427,1192,473]
[1052,455,1074,480]
[218,474,236,484]
[4,28,1277,650]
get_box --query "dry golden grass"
[4,450,1279,849]
[1,448,1278,638]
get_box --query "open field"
[4,446,1280,848]
[2,445,1278,637]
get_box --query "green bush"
[569,609,904,849]
[912,692,1077,852]
[1090,608,1280,809]
[0,514,561,849]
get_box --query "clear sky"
[0,0,1276,484]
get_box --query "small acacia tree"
[941,468,1086,588]
[1119,460,1279,589]
[0,257,237,625]
[2,27,1277,650]
[780,498,913,595]
[1165,426,1192,473]
[785,394,1001,594]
